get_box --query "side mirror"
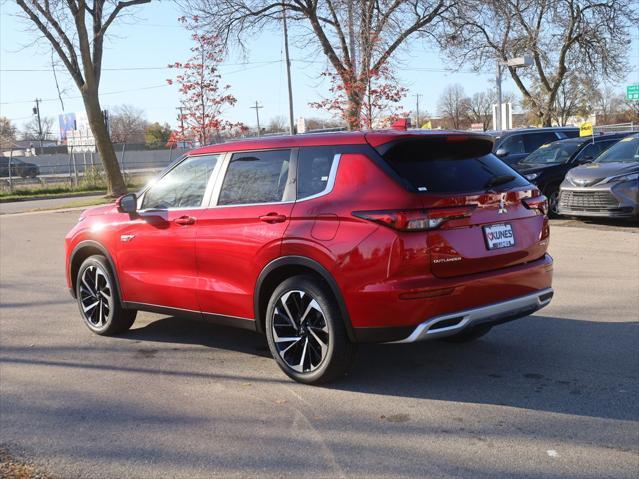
[579,157,594,164]
[496,148,508,157]
[116,193,137,214]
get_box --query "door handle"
[259,213,287,224]
[174,215,196,226]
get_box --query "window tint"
[142,154,218,209]
[382,140,529,193]
[596,136,639,163]
[523,132,558,152]
[561,130,580,139]
[499,134,525,154]
[297,146,338,199]
[577,142,604,161]
[522,141,580,164]
[218,149,291,205]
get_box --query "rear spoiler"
[370,133,496,157]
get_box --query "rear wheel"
[265,275,355,384]
[441,324,492,343]
[76,255,136,335]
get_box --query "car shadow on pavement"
[120,315,272,357]
[113,313,638,421]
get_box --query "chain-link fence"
[593,122,639,134]
[0,143,190,192]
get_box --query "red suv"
[65,128,554,384]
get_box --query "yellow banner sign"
[580,122,593,137]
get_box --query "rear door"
[379,138,549,278]
[194,148,295,320]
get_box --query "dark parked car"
[490,127,579,166]
[512,133,629,216]
[559,134,639,220]
[65,127,553,384]
[0,157,40,178]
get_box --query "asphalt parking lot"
[1,209,637,479]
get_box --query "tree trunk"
[82,88,127,197]
[346,88,363,131]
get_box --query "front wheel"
[265,275,355,385]
[76,255,136,335]
[547,189,560,218]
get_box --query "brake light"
[522,196,548,215]
[353,206,474,231]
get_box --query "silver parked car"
[558,134,639,219]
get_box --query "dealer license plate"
[483,223,515,250]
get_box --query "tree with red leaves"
[310,66,408,129]
[168,17,246,146]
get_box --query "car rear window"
[381,139,529,193]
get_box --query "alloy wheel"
[79,265,112,328]
[271,290,329,373]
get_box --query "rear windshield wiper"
[485,174,515,189]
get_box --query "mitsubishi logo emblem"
[498,197,508,214]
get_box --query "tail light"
[522,196,548,215]
[353,206,474,231]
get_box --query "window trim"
[208,147,298,208]
[136,152,227,213]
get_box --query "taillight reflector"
[522,196,548,215]
[353,206,474,231]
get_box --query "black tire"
[441,324,492,343]
[75,255,136,335]
[265,275,356,385]
[546,188,560,218]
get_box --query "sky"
[1,1,638,136]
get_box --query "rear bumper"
[393,288,553,343]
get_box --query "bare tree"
[551,73,594,126]
[444,0,638,126]
[466,89,495,131]
[109,105,148,143]
[0,117,18,149]
[264,116,287,134]
[438,83,469,129]
[180,0,455,129]
[593,86,625,125]
[16,0,151,196]
[22,116,56,141]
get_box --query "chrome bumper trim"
[393,288,554,343]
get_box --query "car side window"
[297,146,338,199]
[577,142,603,161]
[142,154,219,210]
[218,149,291,205]
[524,133,559,153]
[499,135,525,154]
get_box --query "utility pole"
[414,93,422,128]
[282,3,295,135]
[495,63,502,131]
[33,98,43,147]
[250,101,263,137]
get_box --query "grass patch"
[0,181,144,202]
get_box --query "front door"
[195,149,295,320]
[116,154,221,311]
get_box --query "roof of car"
[486,126,579,137]
[547,132,632,145]
[188,129,495,155]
